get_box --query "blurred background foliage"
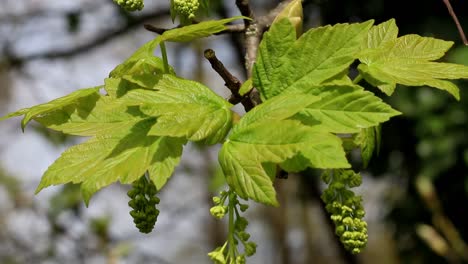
[0,0,467,263]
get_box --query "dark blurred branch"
[4,9,170,67]
[210,3,247,85]
[0,2,104,23]
[442,0,468,45]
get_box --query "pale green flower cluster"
[321,170,368,254]
[208,190,257,263]
[127,176,160,233]
[113,0,144,12]
[172,0,200,19]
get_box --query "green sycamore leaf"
[121,74,233,144]
[33,93,147,137]
[253,18,297,100]
[220,120,349,206]
[253,19,373,99]
[219,93,349,206]
[106,67,164,99]
[36,118,186,204]
[0,86,101,131]
[290,83,401,133]
[355,126,378,168]
[110,56,174,79]
[358,28,468,99]
[232,92,320,132]
[158,16,248,43]
[361,19,398,50]
[110,17,247,79]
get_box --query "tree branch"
[236,0,255,26]
[442,0,468,45]
[204,49,254,111]
[234,0,294,108]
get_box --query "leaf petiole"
[160,42,169,74]
[353,73,363,84]
[228,190,237,260]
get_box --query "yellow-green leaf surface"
[121,74,233,144]
[272,0,303,37]
[233,92,320,133]
[253,19,297,100]
[359,21,468,99]
[111,17,246,78]
[291,83,401,133]
[220,120,349,206]
[219,93,349,206]
[110,56,173,79]
[34,93,146,137]
[253,19,373,99]
[0,87,101,130]
[361,19,398,50]
[158,16,247,43]
[355,126,378,168]
[36,118,185,204]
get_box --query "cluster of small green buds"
[321,170,368,254]
[210,190,229,219]
[171,0,200,22]
[208,243,227,264]
[208,190,257,263]
[127,175,160,233]
[113,0,144,12]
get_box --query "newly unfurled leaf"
[158,16,247,43]
[358,60,468,99]
[34,93,147,137]
[110,56,173,79]
[272,0,303,37]
[36,118,185,204]
[0,87,101,130]
[290,83,401,133]
[361,19,398,50]
[359,22,468,99]
[220,120,349,206]
[112,17,246,74]
[253,19,296,100]
[355,126,379,168]
[253,19,373,99]
[232,92,320,132]
[121,74,233,144]
[110,17,246,80]
[147,135,185,190]
[219,93,349,206]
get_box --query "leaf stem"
[228,190,237,260]
[353,74,363,84]
[160,42,169,74]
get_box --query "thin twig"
[203,49,254,111]
[442,0,468,45]
[236,0,255,26]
